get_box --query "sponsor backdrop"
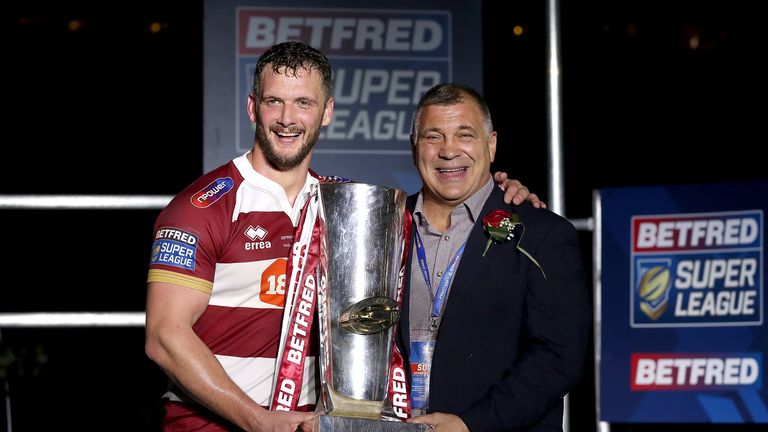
[599,181,768,423]
[203,0,482,194]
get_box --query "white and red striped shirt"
[148,153,319,418]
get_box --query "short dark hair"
[252,41,333,100]
[411,83,493,142]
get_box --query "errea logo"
[244,225,271,251]
[245,225,268,241]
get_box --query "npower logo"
[191,177,234,208]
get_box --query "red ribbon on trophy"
[386,210,413,419]
[271,188,321,412]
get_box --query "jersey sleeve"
[147,170,237,295]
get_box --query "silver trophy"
[314,183,427,432]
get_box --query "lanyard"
[413,228,466,332]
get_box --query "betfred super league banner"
[599,181,768,423]
[203,0,482,194]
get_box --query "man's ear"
[488,131,498,162]
[321,97,334,127]
[246,93,258,123]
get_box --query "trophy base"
[311,415,429,432]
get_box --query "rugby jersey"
[148,153,319,415]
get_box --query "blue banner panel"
[599,181,768,423]
[204,0,482,194]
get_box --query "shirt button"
[437,271,443,278]
[443,235,450,241]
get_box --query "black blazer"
[397,187,591,431]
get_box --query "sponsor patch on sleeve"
[191,177,234,208]
[150,228,198,271]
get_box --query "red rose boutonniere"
[481,210,520,257]
[481,210,546,279]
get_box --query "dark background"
[1,1,765,430]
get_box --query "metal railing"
[0,195,170,328]
[0,195,171,210]
[0,312,146,327]
[0,194,593,328]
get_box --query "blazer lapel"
[434,187,509,340]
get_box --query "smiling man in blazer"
[400,83,591,432]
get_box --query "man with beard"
[144,42,541,432]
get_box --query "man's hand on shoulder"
[494,171,547,208]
